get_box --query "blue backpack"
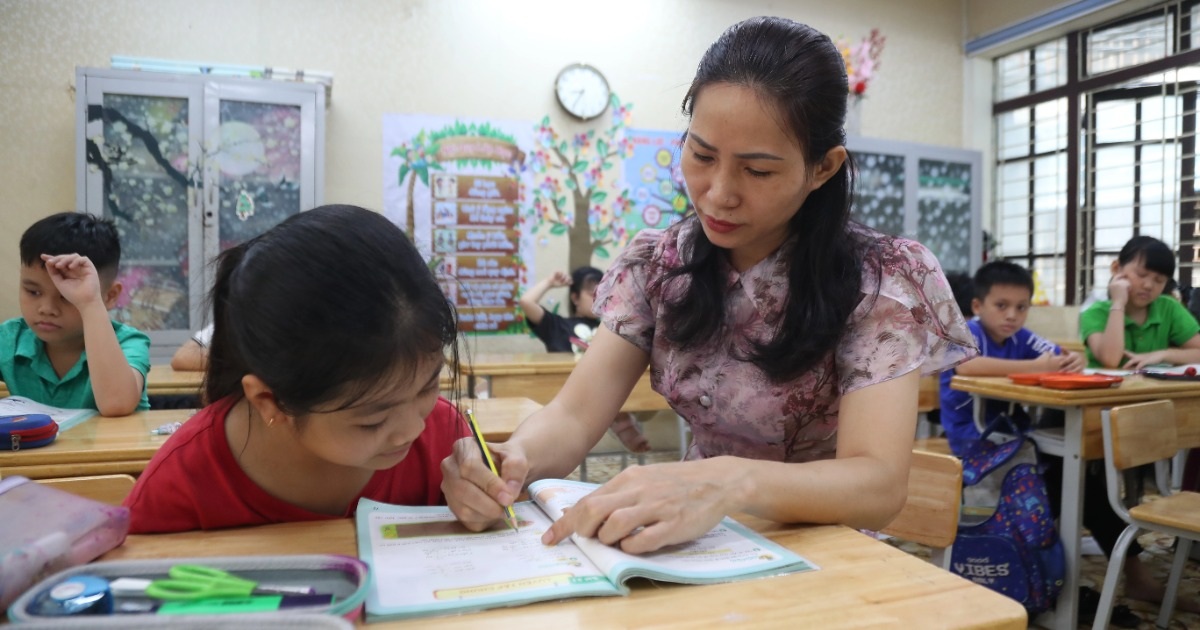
[949,421,1065,616]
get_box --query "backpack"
[948,416,1065,616]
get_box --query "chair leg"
[930,545,951,570]
[1157,538,1192,628]
[1094,525,1140,630]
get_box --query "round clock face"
[555,64,611,121]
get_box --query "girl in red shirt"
[125,205,467,533]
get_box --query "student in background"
[518,267,649,453]
[170,323,212,371]
[442,16,976,554]
[125,205,467,533]
[944,270,975,319]
[0,212,149,415]
[1081,235,1200,369]
[938,262,1084,455]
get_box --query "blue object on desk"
[0,414,58,450]
[145,564,314,601]
[31,574,112,615]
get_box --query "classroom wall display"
[383,115,533,334]
[383,106,693,335]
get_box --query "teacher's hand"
[442,437,527,531]
[542,458,742,554]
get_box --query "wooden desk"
[102,517,1025,628]
[951,374,1200,630]
[460,353,670,413]
[0,409,194,479]
[0,398,537,481]
[1,367,206,399]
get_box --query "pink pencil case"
[0,477,130,610]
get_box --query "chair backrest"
[37,474,136,506]
[881,450,962,549]
[917,375,940,413]
[1108,400,1178,471]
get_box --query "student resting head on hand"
[124,205,467,533]
[441,16,976,554]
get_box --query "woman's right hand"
[441,437,529,531]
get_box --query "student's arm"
[43,254,144,416]
[170,339,207,371]
[540,370,921,554]
[954,353,1058,376]
[1087,275,1131,368]
[443,325,648,528]
[1122,335,1200,369]
[517,271,571,327]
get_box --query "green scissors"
[145,564,311,601]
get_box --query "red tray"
[1006,373,1062,386]
[1036,374,1124,389]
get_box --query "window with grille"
[992,1,1200,304]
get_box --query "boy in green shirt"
[1080,235,1200,369]
[0,212,150,415]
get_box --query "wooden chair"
[1093,400,1200,630]
[37,474,136,506]
[881,450,963,569]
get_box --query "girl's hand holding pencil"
[442,417,528,533]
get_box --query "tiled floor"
[569,451,1200,630]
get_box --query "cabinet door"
[202,83,322,263]
[78,78,204,345]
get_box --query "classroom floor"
[569,448,1200,630]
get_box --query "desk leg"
[1051,407,1084,630]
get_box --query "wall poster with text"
[383,115,534,334]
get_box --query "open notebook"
[356,478,816,621]
[0,396,95,432]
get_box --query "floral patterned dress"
[595,217,976,463]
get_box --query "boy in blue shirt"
[938,261,1085,455]
[0,212,150,415]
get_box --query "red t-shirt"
[124,395,467,534]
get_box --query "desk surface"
[0,398,536,480]
[951,373,1200,406]
[102,517,1025,629]
[462,353,672,413]
[460,352,586,376]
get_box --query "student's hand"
[1055,350,1087,373]
[41,254,103,308]
[441,437,528,531]
[547,271,571,288]
[1123,349,1169,370]
[1107,272,1131,307]
[542,459,737,554]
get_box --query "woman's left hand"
[541,458,744,554]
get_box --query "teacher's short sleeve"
[595,229,664,354]
[836,237,977,396]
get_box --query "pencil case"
[0,414,58,450]
[6,554,369,627]
[0,477,129,610]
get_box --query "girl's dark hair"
[205,205,459,415]
[666,16,866,382]
[568,266,603,316]
[1118,235,1175,278]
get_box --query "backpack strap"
[961,408,1028,487]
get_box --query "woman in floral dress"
[443,16,976,553]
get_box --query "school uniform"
[529,311,599,353]
[124,395,467,533]
[0,317,150,411]
[1078,295,1200,367]
[938,319,1061,456]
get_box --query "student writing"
[124,205,468,533]
[0,212,149,415]
[442,16,976,554]
[939,261,1085,456]
[518,266,648,452]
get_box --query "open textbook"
[0,396,95,431]
[356,478,817,621]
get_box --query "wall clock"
[554,63,611,121]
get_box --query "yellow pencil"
[465,409,519,531]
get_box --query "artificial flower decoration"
[839,29,886,100]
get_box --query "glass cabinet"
[75,68,325,358]
[848,136,983,274]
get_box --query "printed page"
[0,396,96,431]
[356,498,622,620]
[529,479,817,585]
